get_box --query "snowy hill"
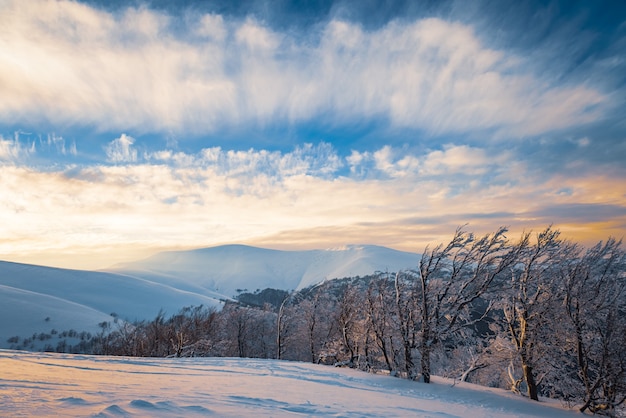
[1,244,418,348]
[108,244,420,299]
[0,284,113,346]
[0,261,222,348]
[0,350,581,417]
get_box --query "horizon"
[0,231,619,271]
[1,0,625,270]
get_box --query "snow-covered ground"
[0,350,580,417]
[0,261,222,348]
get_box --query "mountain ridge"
[108,243,420,298]
[1,244,420,348]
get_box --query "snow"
[0,261,222,348]
[109,244,420,299]
[0,350,580,417]
[1,244,418,348]
[0,285,112,344]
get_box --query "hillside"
[0,261,222,348]
[108,244,420,299]
[1,244,419,348]
[0,350,581,417]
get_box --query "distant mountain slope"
[1,244,419,348]
[0,284,113,347]
[108,244,420,299]
[0,261,223,348]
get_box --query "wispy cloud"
[0,133,35,162]
[0,0,608,138]
[105,134,137,163]
[0,1,623,270]
[1,141,623,269]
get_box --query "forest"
[20,227,626,416]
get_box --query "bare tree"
[411,226,516,383]
[365,274,399,373]
[335,285,366,367]
[394,271,417,379]
[561,238,626,415]
[499,227,567,401]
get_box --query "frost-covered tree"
[496,227,568,401]
[410,226,516,383]
[334,285,367,367]
[365,274,400,373]
[560,238,626,415]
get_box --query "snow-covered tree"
[560,238,626,415]
[410,226,516,383]
[365,274,400,373]
[496,227,568,400]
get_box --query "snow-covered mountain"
[1,244,419,348]
[108,244,420,299]
[0,261,222,348]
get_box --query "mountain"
[0,261,222,348]
[0,284,113,346]
[108,244,420,299]
[1,244,419,348]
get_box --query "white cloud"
[235,18,281,51]
[1,142,624,269]
[44,133,77,156]
[0,0,607,138]
[195,14,226,41]
[105,134,137,163]
[148,142,342,180]
[0,133,34,161]
[420,145,493,176]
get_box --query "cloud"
[0,133,34,162]
[147,141,342,181]
[1,141,624,269]
[43,133,77,156]
[105,133,137,163]
[0,1,622,270]
[0,0,608,138]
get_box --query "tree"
[334,285,366,367]
[498,227,567,400]
[394,271,417,379]
[412,226,516,383]
[561,238,626,415]
[365,274,399,373]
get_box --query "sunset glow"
[1,0,624,269]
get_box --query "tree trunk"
[522,363,539,401]
[421,349,431,383]
[403,339,415,379]
[420,265,431,383]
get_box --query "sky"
[1,0,625,270]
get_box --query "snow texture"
[0,350,580,417]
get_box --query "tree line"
[48,226,626,416]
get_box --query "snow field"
[0,350,580,417]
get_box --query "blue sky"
[1,0,625,269]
